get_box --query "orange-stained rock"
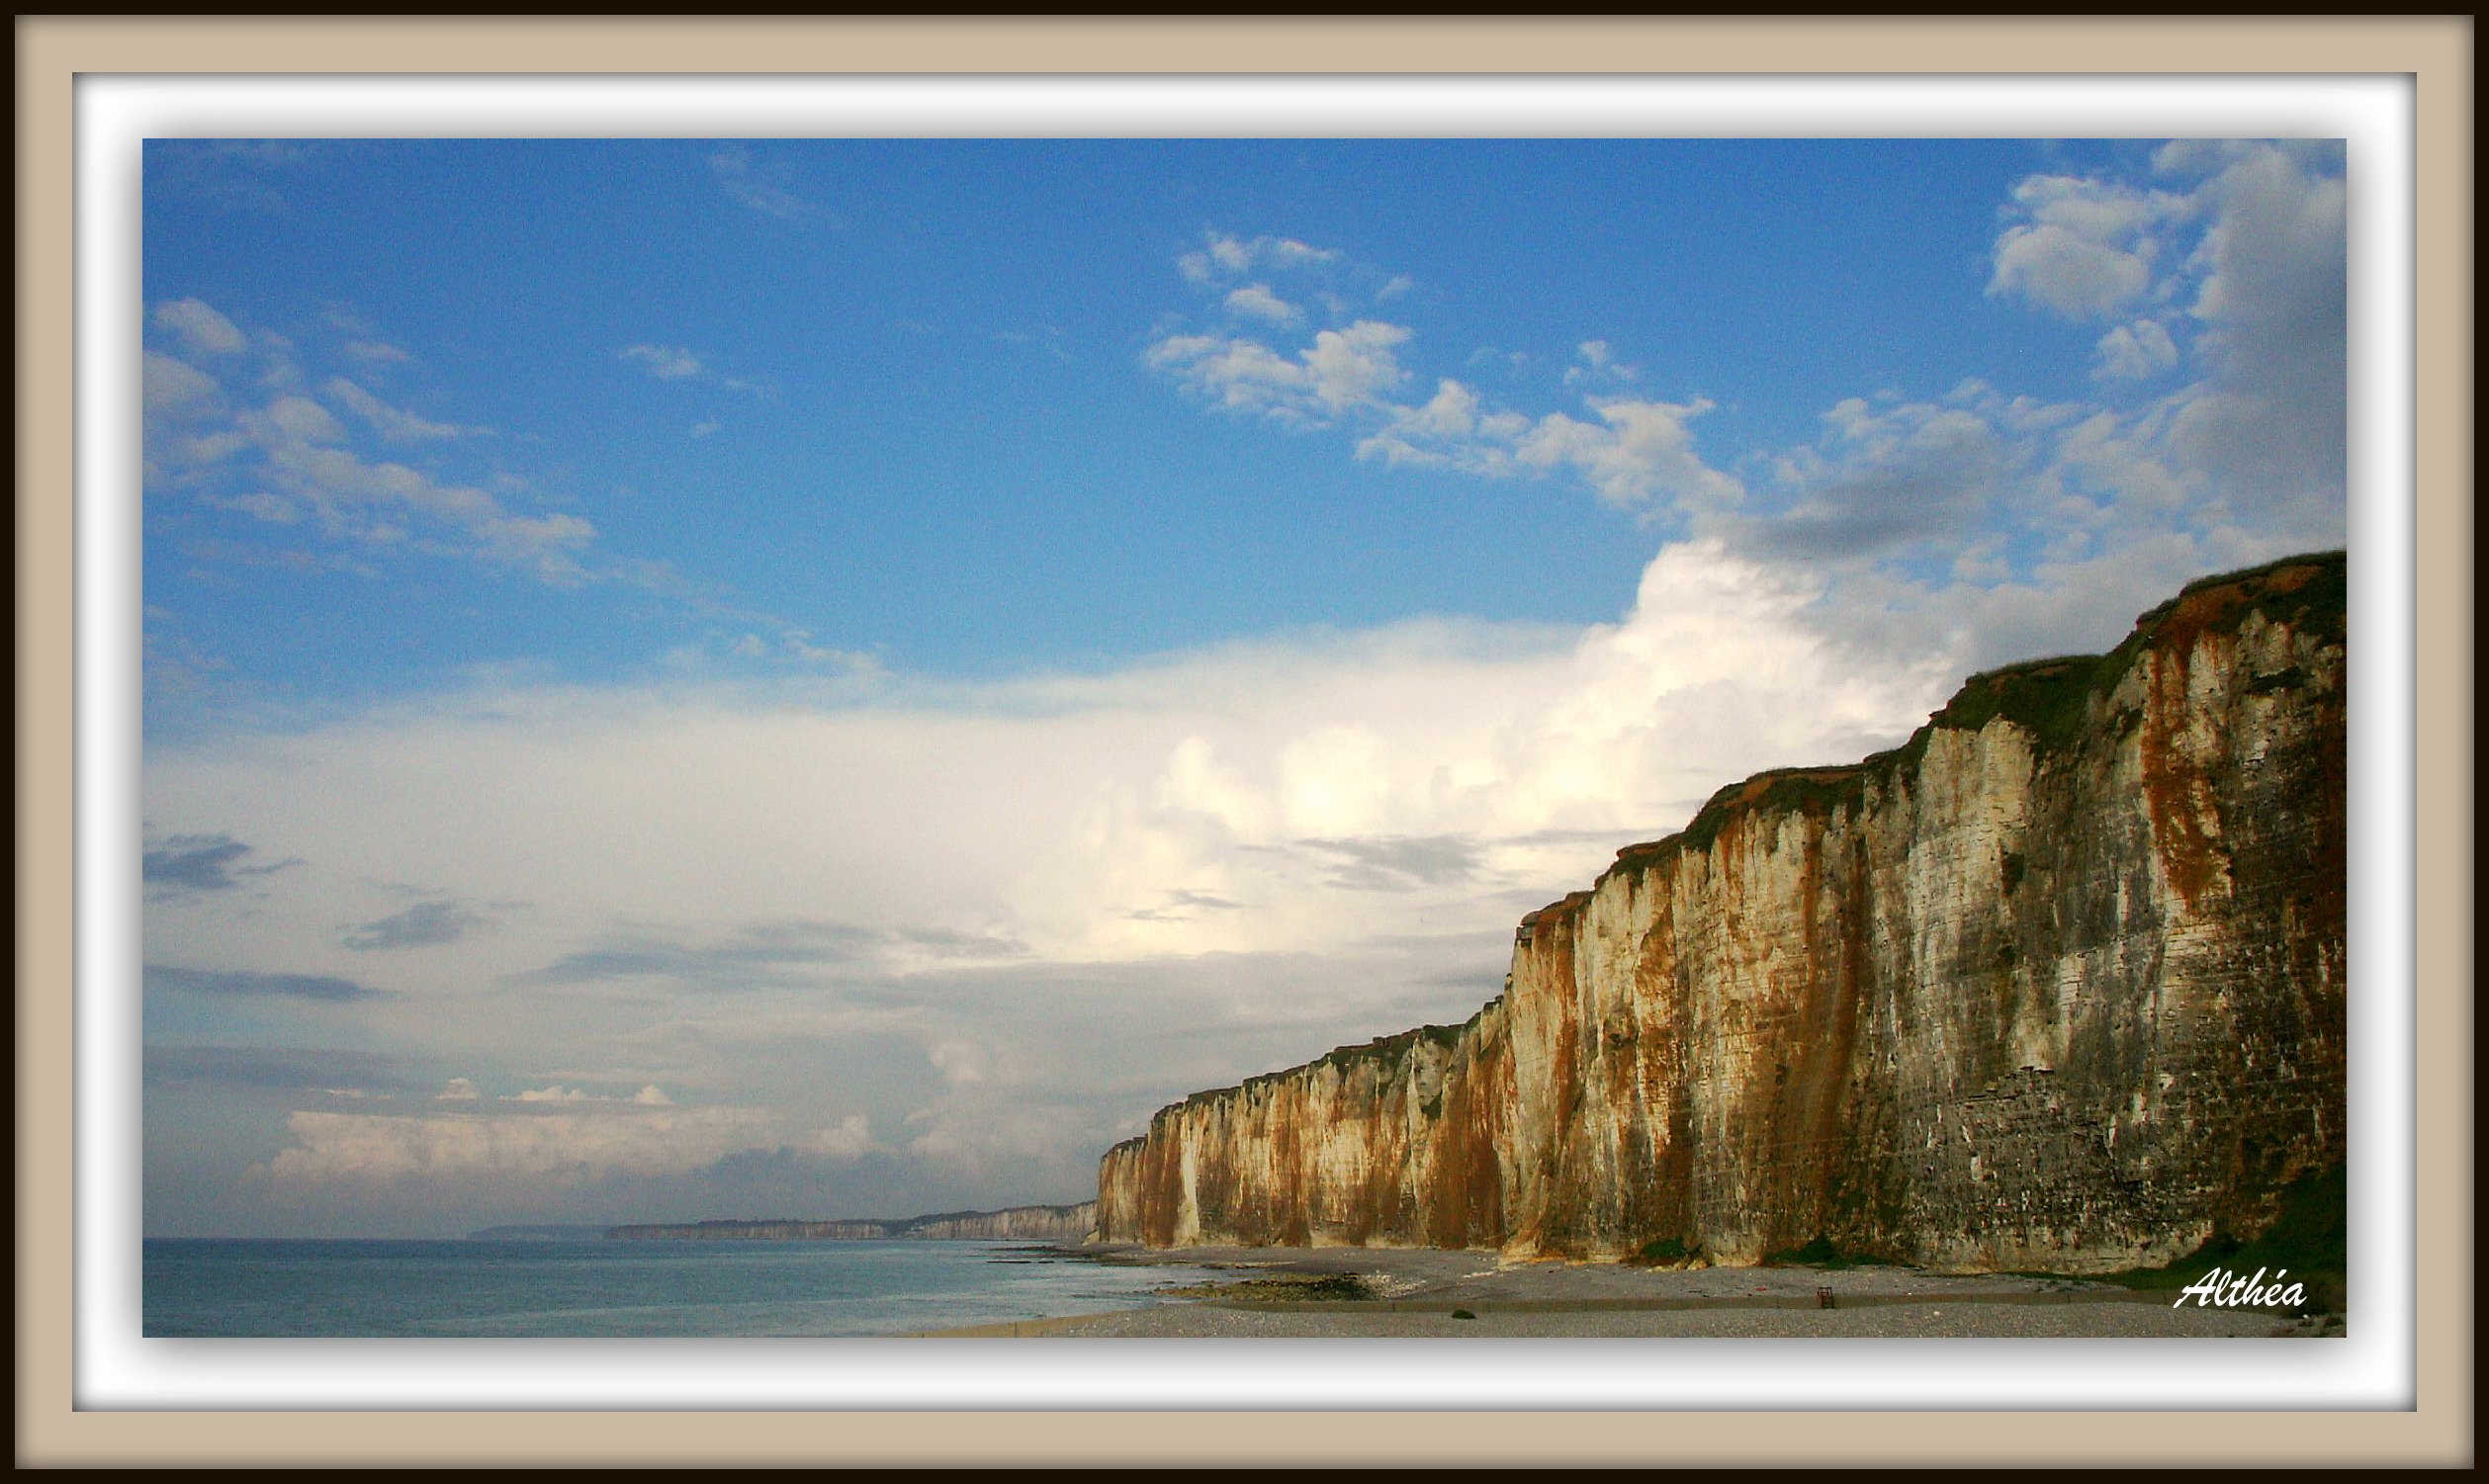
[1098,554,2347,1273]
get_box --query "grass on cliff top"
[1917,548,2346,756]
[1175,1016,1479,1108]
[1594,550,2346,894]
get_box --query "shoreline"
[901,1243,2338,1339]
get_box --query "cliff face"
[899,1203,1099,1242]
[608,1201,1098,1243]
[1098,555,2346,1273]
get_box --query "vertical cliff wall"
[1098,554,2346,1273]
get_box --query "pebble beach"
[910,1244,2335,1340]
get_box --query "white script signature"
[2172,1265,2307,1309]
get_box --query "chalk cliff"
[608,1201,1098,1243]
[1098,554,2346,1273]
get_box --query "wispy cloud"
[498,1084,672,1105]
[1148,320,1412,426]
[511,918,1027,991]
[265,1103,786,1186]
[143,832,295,893]
[322,377,487,442]
[1153,145,2344,658]
[1297,833,1485,892]
[153,299,247,356]
[143,307,599,584]
[1223,283,1301,325]
[707,145,819,219]
[1178,230,1342,285]
[2091,319,2180,381]
[620,344,704,380]
[147,964,393,1003]
[1987,173,2191,319]
[145,1044,407,1091]
[146,138,324,214]
[343,900,486,951]
[619,343,766,396]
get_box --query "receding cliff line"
[1099,554,2347,1274]
[608,1201,1098,1243]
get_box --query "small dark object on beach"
[1451,1309,1477,1320]
[1816,1285,1836,1310]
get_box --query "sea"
[141,1237,1177,1338]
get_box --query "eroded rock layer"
[1098,555,2346,1272]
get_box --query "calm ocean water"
[142,1238,1176,1338]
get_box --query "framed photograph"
[17,15,2472,1469]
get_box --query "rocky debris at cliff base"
[1151,1272,1382,1302]
[1084,1242,2135,1308]
[902,1241,2342,1337]
[1005,1302,2307,1339]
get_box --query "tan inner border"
[15,16,2473,1468]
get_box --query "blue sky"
[146,137,2194,704]
[141,137,2345,1235]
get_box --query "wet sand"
[906,1244,2334,1339]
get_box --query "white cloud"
[343,339,412,365]
[142,310,601,583]
[323,377,481,441]
[144,539,1952,994]
[1157,294,1741,518]
[202,491,303,525]
[436,1078,481,1101]
[928,1039,988,1088]
[1179,231,1341,285]
[233,399,595,577]
[620,344,704,380]
[2092,319,2181,380]
[1991,222,2153,317]
[262,394,349,445]
[797,1114,876,1161]
[1988,174,2190,319]
[619,343,763,396]
[154,298,247,355]
[1743,393,2019,561]
[143,352,222,419]
[1159,144,2340,609]
[708,145,817,218]
[1147,319,1411,425]
[266,1103,779,1186]
[1299,321,1413,412]
[483,1082,676,1106]
[1563,339,1639,387]
[1223,283,1301,325]
[1514,397,1743,510]
[1750,143,2345,594]
[502,1085,599,1103]
[1380,379,1481,445]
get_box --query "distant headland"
[479,1200,1100,1244]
